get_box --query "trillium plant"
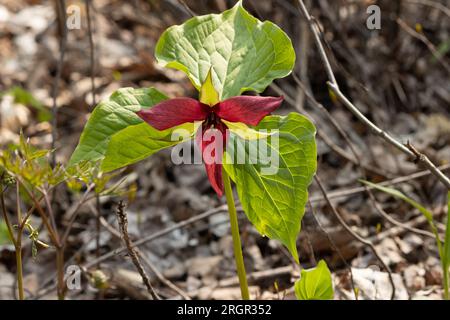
[71,1,329,300]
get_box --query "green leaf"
[31,241,38,259]
[155,1,295,100]
[1,86,51,122]
[224,113,317,262]
[69,87,195,172]
[295,260,334,300]
[443,192,450,299]
[0,220,12,245]
[102,122,195,172]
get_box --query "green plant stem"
[0,182,25,300]
[222,168,250,300]
[15,182,25,300]
[443,191,450,300]
[0,185,25,300]
[0,189,16,248]
[15,238,24,300]
[18,179,65,299]
[444,261,449,300]
[1,188,24,300]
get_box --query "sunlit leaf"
[155,1,295,100]
[295,260,334,300]
[224,113,317,262]
[0,220,13,245]
[69,87,196,172]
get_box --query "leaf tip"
[199,68,220,106]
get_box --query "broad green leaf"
[295,260,334,300]
[102,122,196,172]
[224,113,317,262]
[155,1,295,100]
[69,87,195,172]
[360,180,443,256]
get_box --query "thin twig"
[295,0,310,110]
[81,165,450,270]
[307,200,357,299]
[37,169,447,298]
[171,265,295,299]
[85,0,96,107]
[309,164,450,203]
[115,201,160,300]
[84,0,102,264]
[328,82,450,189]
[296,0,336,84]
[396,17,450,74]
[271,81,390,177]
[139,254,191,300]
[1,186,17,247]
[84,204,229,269]
[50,0,68,167]
[61,183,95,244]
[405,0,450,18]
[176,0,196,17]
[291,74,387,172]
[42,190,58,238]
[291,74,435,239]
[98,214,191,300]
[18,179,61,247]
[314,175,395,300]
[314,175,396,300]
[368,191,435,239]
[295,0,450,190]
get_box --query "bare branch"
[405,0,450,19]
[295,0,450,190]
[50,0,68,167]
[314,175,396,300]
[396,18,450,75]
[115,201,160,300]
[81,165,450,270]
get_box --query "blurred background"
[0,0,449,300]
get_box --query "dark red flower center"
[204,107,222,128]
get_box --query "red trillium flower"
[137,72,283,196]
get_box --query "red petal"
[137,98,210,130]
[196,122,228,196]
[215,96,283,126]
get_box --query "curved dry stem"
[314,175,396,300]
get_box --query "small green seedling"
[361,180,450,300]
[0,134,127,300]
